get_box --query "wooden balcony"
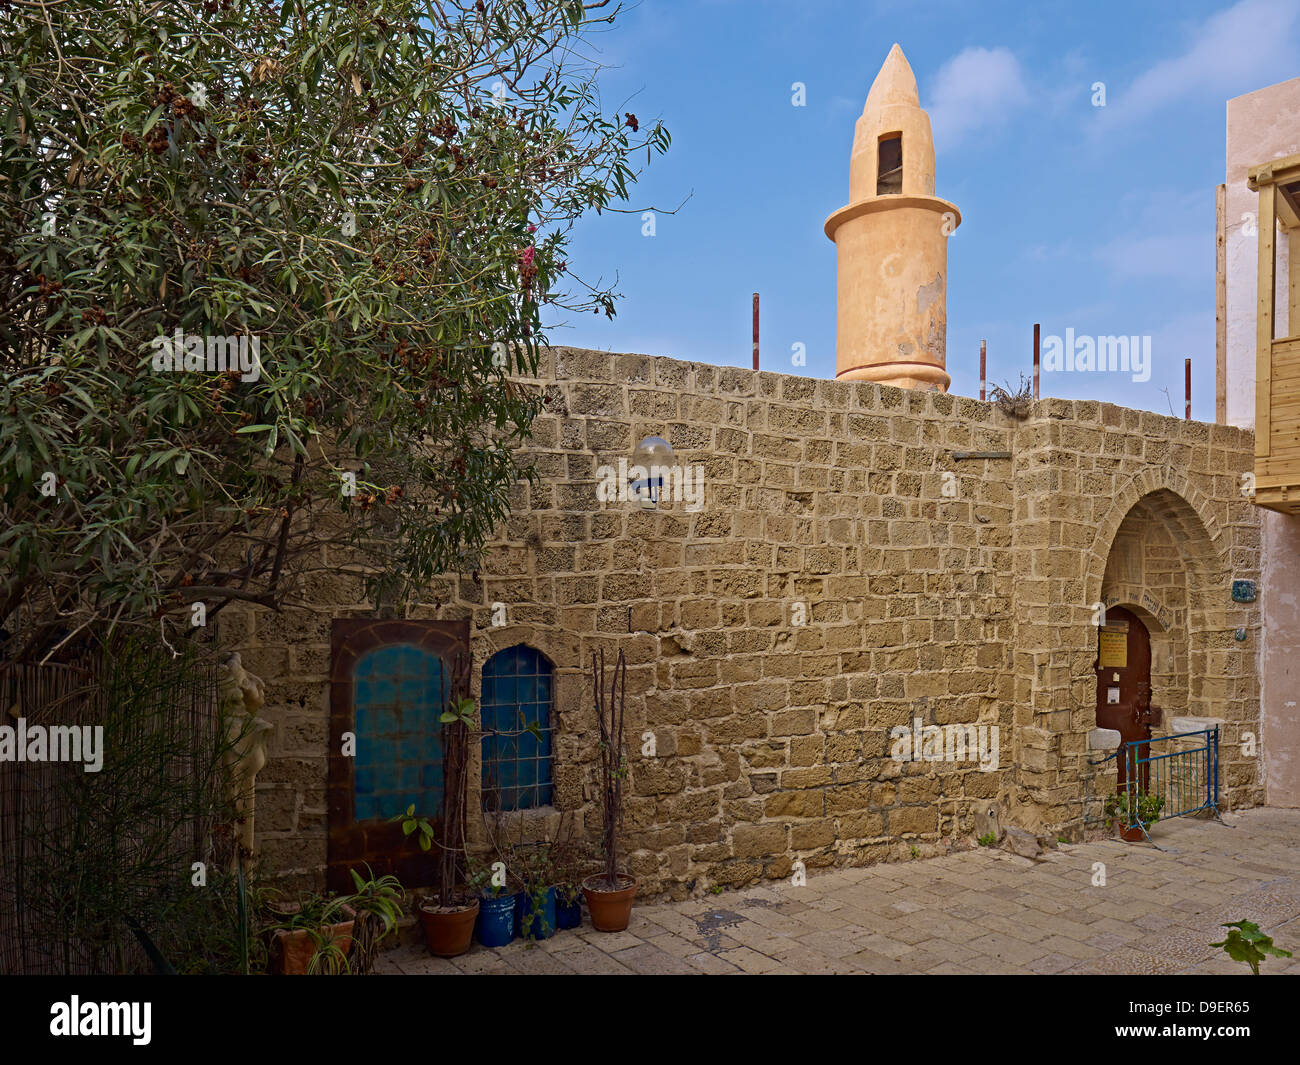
[1248,153,1300,515]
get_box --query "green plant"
[441,696,478,728]
[433,653,475,909]
[265,891,353,933]
[263,888,355,975]
[977,833,996,847]
[390,804,435,852]
[236,854,250,977]
[305,924,354,976]
[509,842,557,941]
[1,0,670,663]
[909,845,920,859]
[263,865,403,975]
[1,640,259,975]
[1104,789,1165,828]
[591,648,629,890]
[552,811,593,902]
[709,885,723,896]
[466,855,511,899]
[346,866,405,975]
[1210,920,1292,975]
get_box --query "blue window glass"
[481,645,554,810]
[353,643,445,821]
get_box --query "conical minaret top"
[851,43,935,201]
[865,43,919,108]
[826,43,959,392]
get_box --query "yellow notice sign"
[1099,629,1128,669]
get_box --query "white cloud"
[1107,0,1300,124]
[925,46,1030,147]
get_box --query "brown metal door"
[1095,606,1153,792]
[326,618,469,893]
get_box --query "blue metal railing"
[1086,727,1221,844]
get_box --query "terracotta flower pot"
[582,873,637,932]
[1120,824,1146,843]
[418,897,479,957]
[271,919,355,975]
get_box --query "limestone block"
[1170,716,1225,735]
[1089,727,1122,751]
[1003,826,1042,859]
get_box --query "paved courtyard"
[378,808,1300,975]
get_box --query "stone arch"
[1084,470,1228,612]
[1086,476,1230,725]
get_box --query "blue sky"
[542,0,1300,419]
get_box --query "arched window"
[877,132,902,195]
[353,643,446,822]
[480,645,554,811]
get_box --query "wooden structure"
[1248,153,1300,514]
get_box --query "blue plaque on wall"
[1232,580,1257,603]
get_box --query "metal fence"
[1085,727,1221,844]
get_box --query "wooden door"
[1095,606,1152,791]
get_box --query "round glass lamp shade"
[630,436,674,507]
[632,436,673,466]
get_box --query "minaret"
[825,44,960,391]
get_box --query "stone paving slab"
[377,808,1300,975]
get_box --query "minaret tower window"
[877,133,903,195]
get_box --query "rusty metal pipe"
[1033,323,1040,400]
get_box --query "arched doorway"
[1094,605,1160,790]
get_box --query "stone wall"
[225,347,1263,896]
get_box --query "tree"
[0,0,667,660]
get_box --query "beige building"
[231,49,1283,896]
[1219,75,1300,808]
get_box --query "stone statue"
[216,652,274,868]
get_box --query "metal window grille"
[480,645,554,811]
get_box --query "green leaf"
[141,103,166,134]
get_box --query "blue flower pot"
[476,892,518,948]
[556,893,583,930]
[515,886,557,941]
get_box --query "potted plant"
[510,842,558,941]
[1105,788,1165,842]
[551,817,587,930]
[346,866,406,975]
[467,855,518,948]
[263,865,405,975]
[398,652,480,957]
[555,879,583,931]
[265,892,356,975]
[581,648,637,931]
